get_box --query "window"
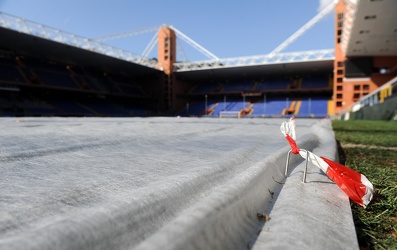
[364,15,376,20]
[337,69,343,75]
[354,85,360,91]
[363,84,370,90]
[359,30,370,34]
[337,93,343,99]
[338,13,344,19]
[353,93,360,99]
[337,77,343,83]
[336,101,343,107]
[337,38,341,43]
[338,21,343,27]
[337,85,343,91]
[379,67,389,74]
[337,30,342,36]
[165,56,168,60]
[337,61,344,67]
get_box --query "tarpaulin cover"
[0,117,359,249]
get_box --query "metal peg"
[285,149,309,183]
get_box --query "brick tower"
[157,26,176,111]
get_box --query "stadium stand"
[0,58,26,84]
[255,77,292,91]
[301,75,330,89]
[178,94,330,118]
[178,101,205,117]
[34,69,79,89]
[0,52,156,117]
[176,71,333,118]
[223,81,254,92]
[0,13,338,118]
[192,82,222,94]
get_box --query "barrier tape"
[280,117,373,208]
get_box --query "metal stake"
[285,149,309,183]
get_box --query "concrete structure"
[333,0,397,114]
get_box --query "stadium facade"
[0,0,396,118]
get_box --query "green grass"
[332,120,397,147]
[332,120,397,250]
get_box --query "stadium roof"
[0,17,160,76]
[2,0,395,81]
[175,59,333,81]
[0,22,333,82]
[342,0,397,57]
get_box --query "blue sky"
[0,0,335,61]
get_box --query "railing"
[337,76,397,119]
[0,12,158,69]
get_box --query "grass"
[332,120,397,147]
[332,120,397,250]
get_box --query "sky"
[0,0,336,62]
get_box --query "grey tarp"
[0,117,357,249]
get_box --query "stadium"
[0,0,396,249]
[0,1,395,118]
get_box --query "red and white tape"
[280,117,373,208]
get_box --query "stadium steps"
[67,67,93,91]
[15,60,41,85]
[282,101,294,115]
[240,103,254,116]
[207,103,218,115]
[71,75,92,91]
[294,100,302,115]
[282,100,302,115]
[105,75,124,94]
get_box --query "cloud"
[318,0,335,12]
